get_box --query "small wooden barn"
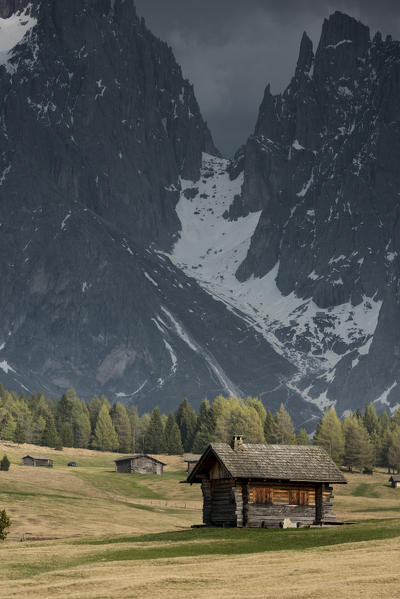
[389,475,400,488]
[184,453,201,474]
[114,454,166,475]
[22,455,53,468]
[187,435,346,528]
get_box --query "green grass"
[352,483,380,498]
[74,470,165,500]
[10,519,400,580]
[352,507,400,513]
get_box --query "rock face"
[1,4,399,421]
[0,0,314,422]
[227,11,400,413]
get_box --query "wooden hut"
[22,455,53,468]
[389,475,400,488]
[184,453,201,474]
[187,435,346,528]
[114,454,166,475]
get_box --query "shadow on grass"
[9,519,400,581]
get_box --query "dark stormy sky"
[135,1,400,157]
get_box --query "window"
[289,489,309,506]
[254,487,273,504]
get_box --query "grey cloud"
[135,1,400,156]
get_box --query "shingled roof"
[114,454,166,465]
[187,443,346,484]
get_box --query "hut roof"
[389,475,400,482]
[184,453,201,462]
[187,443,346,484]
[23,455,52,461]
[114,454,166,465]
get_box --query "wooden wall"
[23,457,53,468]
[116,458,163,475]
[200,478,337,528]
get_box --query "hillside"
[1,441,400,597]
[0,442,202,540]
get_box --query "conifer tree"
[92,404,119,451]
[144,407,165,454]
[0,413,16,441]
[363,403,379,436]
[392,407,400,429]
[387,429,400,473]
[164,413,184,454]
[296,428,311,445]
[71,400,91,448]
[14,421,26,445]
[60,422,74,447]
[245,397,266,425]
[176,398,197,451]
[128,406,140,452]
[31,415,46,445]
[378,411,391,436]
[343,416,374,472]
[0,509,11,540]
[192,399,216,452]
[0,455,10,471]
[272,404,296,444]
[264,410,275,444]
[42,415,59,448]
[110,402,132,453]
[314,407,344,464]
[89,396,102,433]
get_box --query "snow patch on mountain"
[0,360,15,374]
[170,153,383,409]
[0,5,37,69]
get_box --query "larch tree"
[363,403,379,436]
[191,399,216,453]
[164,413,184,455]
[176,398,197,452]
[314,407,344,464]
[14,420,26,445]
[264,410,275,444]
[110,402,132,453]
[272,404,296,444]
[343,416,374,472]
[89,396,102,433]
[296,428,311,445]
[128,406,140,451]
[92,404,119,451]
[144,407,165,454]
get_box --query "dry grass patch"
[1,535,400,598]
[0,442,201,540]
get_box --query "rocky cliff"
[0,0,312,421]
[1,4,399,422]
[222,12,400,414]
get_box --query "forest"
[0,382,399,472]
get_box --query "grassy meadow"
[1,441,400,598]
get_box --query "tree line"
[0,382,399,471]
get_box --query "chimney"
[231,435,244,451]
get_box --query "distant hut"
[187,435,347,528]
[389,475,400,488]
[184,453,201,474]
[22,455,53,468]
[114,454,166,475]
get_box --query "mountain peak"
[296,32,314,72]
[318,11,370,53]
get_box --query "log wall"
[201,478,337,528]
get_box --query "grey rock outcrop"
[0,0,313,421]
[233,11,400,412]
